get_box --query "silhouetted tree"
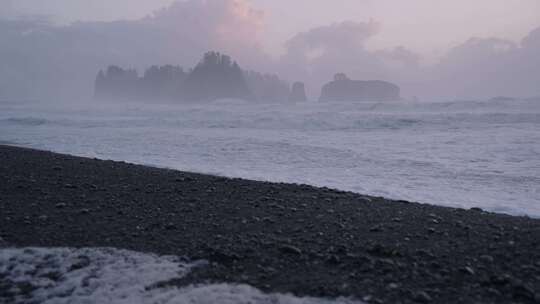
[245,71,290,103]
[183,51,252,101]
[140,65,186,101]
[94,70,106,99]
[94,66,138,100]
[288,82,307,102]
[94,51,297,103]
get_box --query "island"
[319,73,400,102]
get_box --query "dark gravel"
[1,145,539,303]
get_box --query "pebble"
[326,255,341,264]
[479,255,494,263]
[413,291,432,303]
[165,223,177,230]
[2,145,540,304]
[369,225,384,232]
[279,245,302,255]
[512,283,536,300]
[387,283,399,290]
[461,266,475,275]
[55,203,67,209]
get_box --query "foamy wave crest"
[2,117,49,126]
[0,247,362,304]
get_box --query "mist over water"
[2,98,539,217]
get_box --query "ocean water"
[1,98,539,217]
[0,247,361,304]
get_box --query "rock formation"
[183,52,252,102]
[94,51,292,103]
[319,73,400,102]
[94,66,139,101]
[245,71,290,103]
[289,82,307,102]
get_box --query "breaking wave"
[1,98,540,217]
[2,117,49,126]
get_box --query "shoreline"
[1,145,539,303]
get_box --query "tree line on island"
[94,51,400,103]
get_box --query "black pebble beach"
[1,145,539,303]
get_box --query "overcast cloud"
[0,0,539,100]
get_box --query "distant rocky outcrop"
[94,51,293,103]
[183,52,252,101]
[289,82,307,102]
[319,73,400,102]
[140,65,187,101]
[94,66,139,101]
[94,65,186,102]
[245,71,290,103]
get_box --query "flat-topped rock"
[320,73,400,102]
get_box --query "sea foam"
[0,247,362,304]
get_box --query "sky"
[1,0,539,100]
[3,0,540,59]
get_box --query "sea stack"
[319,73,400,102]
[288,82,307,102]
[183,52,252,102]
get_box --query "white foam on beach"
[0,247,362,304]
